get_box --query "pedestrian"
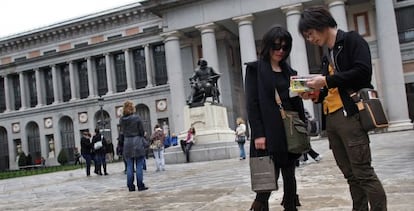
[80,131,93,176]
[119,100,148,192]
[235,117,247,160]
[73,147,82,166]
[117,132,128,174]
[245,25,304,211]
[106,140,115,162]
[150,124,166,171]
[180,127,196,163]
[298,6,387,210]
[92,128,108,175]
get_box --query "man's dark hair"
[260,25,292,63]
[298,6,337,35]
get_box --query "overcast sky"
[0,0,142,38]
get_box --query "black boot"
[249,200,269,211]
[281,194,301,206]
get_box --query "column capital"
[161,31,182,42]
[195,23,216,33]
[232,14,255,24]
[103,52,110,56]
[281,3,303,16]
[84,56,91,60]
[325,0,347,7]
[143,43,150,48]
[123,48,130,52]
[67,61,73,65]
[33,68,39,71]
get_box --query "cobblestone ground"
[0,130,413,211]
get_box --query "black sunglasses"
[271,43,289,51]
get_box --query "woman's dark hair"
[298,6,337,35]
[260,25,292,63]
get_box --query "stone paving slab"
[0,130,413,211]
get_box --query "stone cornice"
[0,2,157,55]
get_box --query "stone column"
[124,49,134,91]
[144,44,153,88]
[195,23,220,73]
[282,3,315,117]
[4,76,11,112]
[104,53,113,95]
[375,0,412,130]
[68,61,77,101]
[51,65,60,104]
[161,31,186,133]
[19,72,27,110]
[232,14,257,83]
[86,57,96,97]
[325,0,348,31]
[35,68,44,107]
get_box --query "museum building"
[0,0,412,170]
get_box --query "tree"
[17,152,27,167]
[57,149,68,166]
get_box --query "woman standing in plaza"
[119,100,149,192]
[235,117,247,160]
[245,25,305,211]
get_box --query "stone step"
[163,141,250,164]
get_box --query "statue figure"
[187,59,220,106]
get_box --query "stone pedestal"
[182,103,235,144]
[165,103,239,164]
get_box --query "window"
[60,64,71,102]
[77,61,89,99]
[133,48,147,89]
[153,44,168,85]
[44,68,54,105]
[0,77,6,112]
[114,52,127,92]
[14,56,26,62]
[74,42,88,48]
[353,12,370,37]
[27,71,37,107]
[107,34,122,41]
[11,74,21,110]
[95,56,108,96]
[396,6,414,43]
[43,50,56,55]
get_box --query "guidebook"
[289,75,319,93]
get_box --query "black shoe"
[104,172,109,176]
[138,186,149,191]
[128,187,136,192]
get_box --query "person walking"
[119,100,148,192]
[298,6,387,210]
[92,128,108,176]
[150,124,166,172]
[80,131,93,176]
[245,25,304,211]
[180,127,196,163]
[235,117,247,160]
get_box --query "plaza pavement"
[0,130,413,211]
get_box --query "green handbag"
[283,111,310,154]
[275,89,310,154]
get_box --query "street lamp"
[98,96,104,131]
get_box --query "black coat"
[80,136,93,155]
[317,30,373,128]
[245,60,305,166]
[92,133,107,155]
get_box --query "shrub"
[18,152,27,167]
[57,149,68,166]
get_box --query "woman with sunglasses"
[245,25,306,211]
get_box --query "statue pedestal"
[165,103,240,164]
[182,103,235,144]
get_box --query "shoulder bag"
[275,89,310,154]
[350,88,389,131]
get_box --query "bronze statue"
[187,59,220,106]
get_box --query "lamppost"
[98,96,104,132]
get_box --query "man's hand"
[306,75,326,90]
[255,137,266,149]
